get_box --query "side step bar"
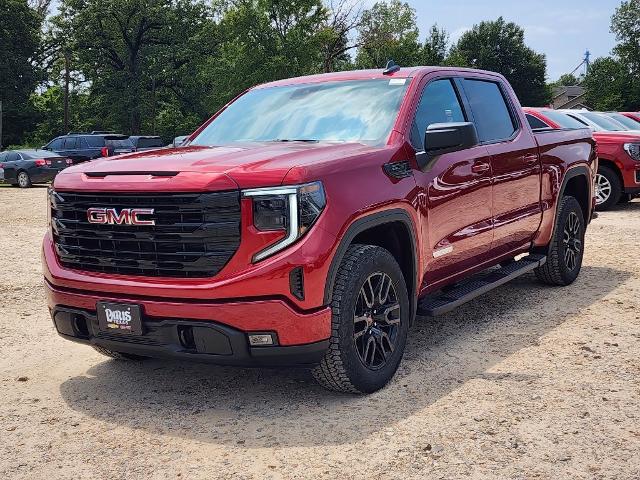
[417,254,547,317]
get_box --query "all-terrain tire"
[92,345,147,360]
[312,244,410,394]
[595,165,621,211]
[535,195,585,286]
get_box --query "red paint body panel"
[44,69,596,353]
[526,108,639,192]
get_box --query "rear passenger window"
[63,137,79,149]
[462,79,516,142]
[411,79,465,150]
[85,136,105,147]
[526,114,551,130]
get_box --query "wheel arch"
[597,157,624,186]
[323,209,418,322]
[561,166,591,223]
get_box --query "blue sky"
[364,0,621,80]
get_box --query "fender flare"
[323,208,418,319]
[539,165,592,255]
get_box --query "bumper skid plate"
[52,307,328,367]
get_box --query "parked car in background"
[129,135,165,152]
[170,135,189,147]
[602,112,640,130]
[525,108,640,210]
[558,109,640,134]
[621,112,640,124]
[0,149,72,188]
[44,67,596,393]
[43,132,135,163]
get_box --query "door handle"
[523,154,539,165]
[471,161,491,174]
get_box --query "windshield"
[606,113,640,130]
[578,112,628,131]
[543,110,588,129]
[191,79,410,146]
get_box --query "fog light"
[248,333,275,346]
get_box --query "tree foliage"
[448,17,551,106]
[0,0,42,147]
[355,0,421,68]
[8,0,584,147]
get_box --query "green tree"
[447,17,551,106]
[0,0,41,147]
[355,0,421,68]
[583,56,639,111]
[556,73,581,86]
[611,0,640,74]
[52,0,218,136]
[421,24,448,65]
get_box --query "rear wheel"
[595,166,621,210]
[16,171,31,188]
[92,345,147,361]
[535,195,585,286]
[312,245,410,394]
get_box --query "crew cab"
[44,67,596,393]
[525,107,640,209]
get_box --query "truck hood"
[54,142,383,192]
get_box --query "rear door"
[459,78,542,257]
[61,136,82,163]
[411,76,494,287]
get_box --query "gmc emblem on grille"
[87,207,156,226]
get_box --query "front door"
[410,77,494,289]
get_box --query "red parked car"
[524,107,640,210]
[44,67,596,393]
[621,112,640,124]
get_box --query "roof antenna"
[383,59,400,75]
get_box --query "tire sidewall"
[554,196,585,284]
[334,247,410,393]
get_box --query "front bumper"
[45,281,331,355]
[50,306,328,367]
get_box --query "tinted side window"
[462,79,516,142]
[6,152,21,162]
[137,138,164,148]
[85,136,105,147]
[526,114,551,130]
[63,137,79,149]
[411,79,465,149]
[0,152,6,162]
[48,138,64,150]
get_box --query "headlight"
[624,143,640,161]
[242,181,326,262]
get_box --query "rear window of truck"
[462,79,516,142]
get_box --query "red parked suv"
[44,67,596,393]
[525,108,640,210]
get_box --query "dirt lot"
[1,185,639,480]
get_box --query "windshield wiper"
[269,138,319,143]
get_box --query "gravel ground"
[1,185,639,480]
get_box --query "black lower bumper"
[51,307,328,367]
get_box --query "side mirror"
[415,122,479,170]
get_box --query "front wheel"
[595,166,621,210]
[535,195,585,286]
[312,245,410,394]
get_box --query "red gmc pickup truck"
[525,107,640,209]
[44,66,597,393]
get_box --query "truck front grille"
[51,191,241,278]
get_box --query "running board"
[417,254,547,317]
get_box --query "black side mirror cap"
[416,122,480,170]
